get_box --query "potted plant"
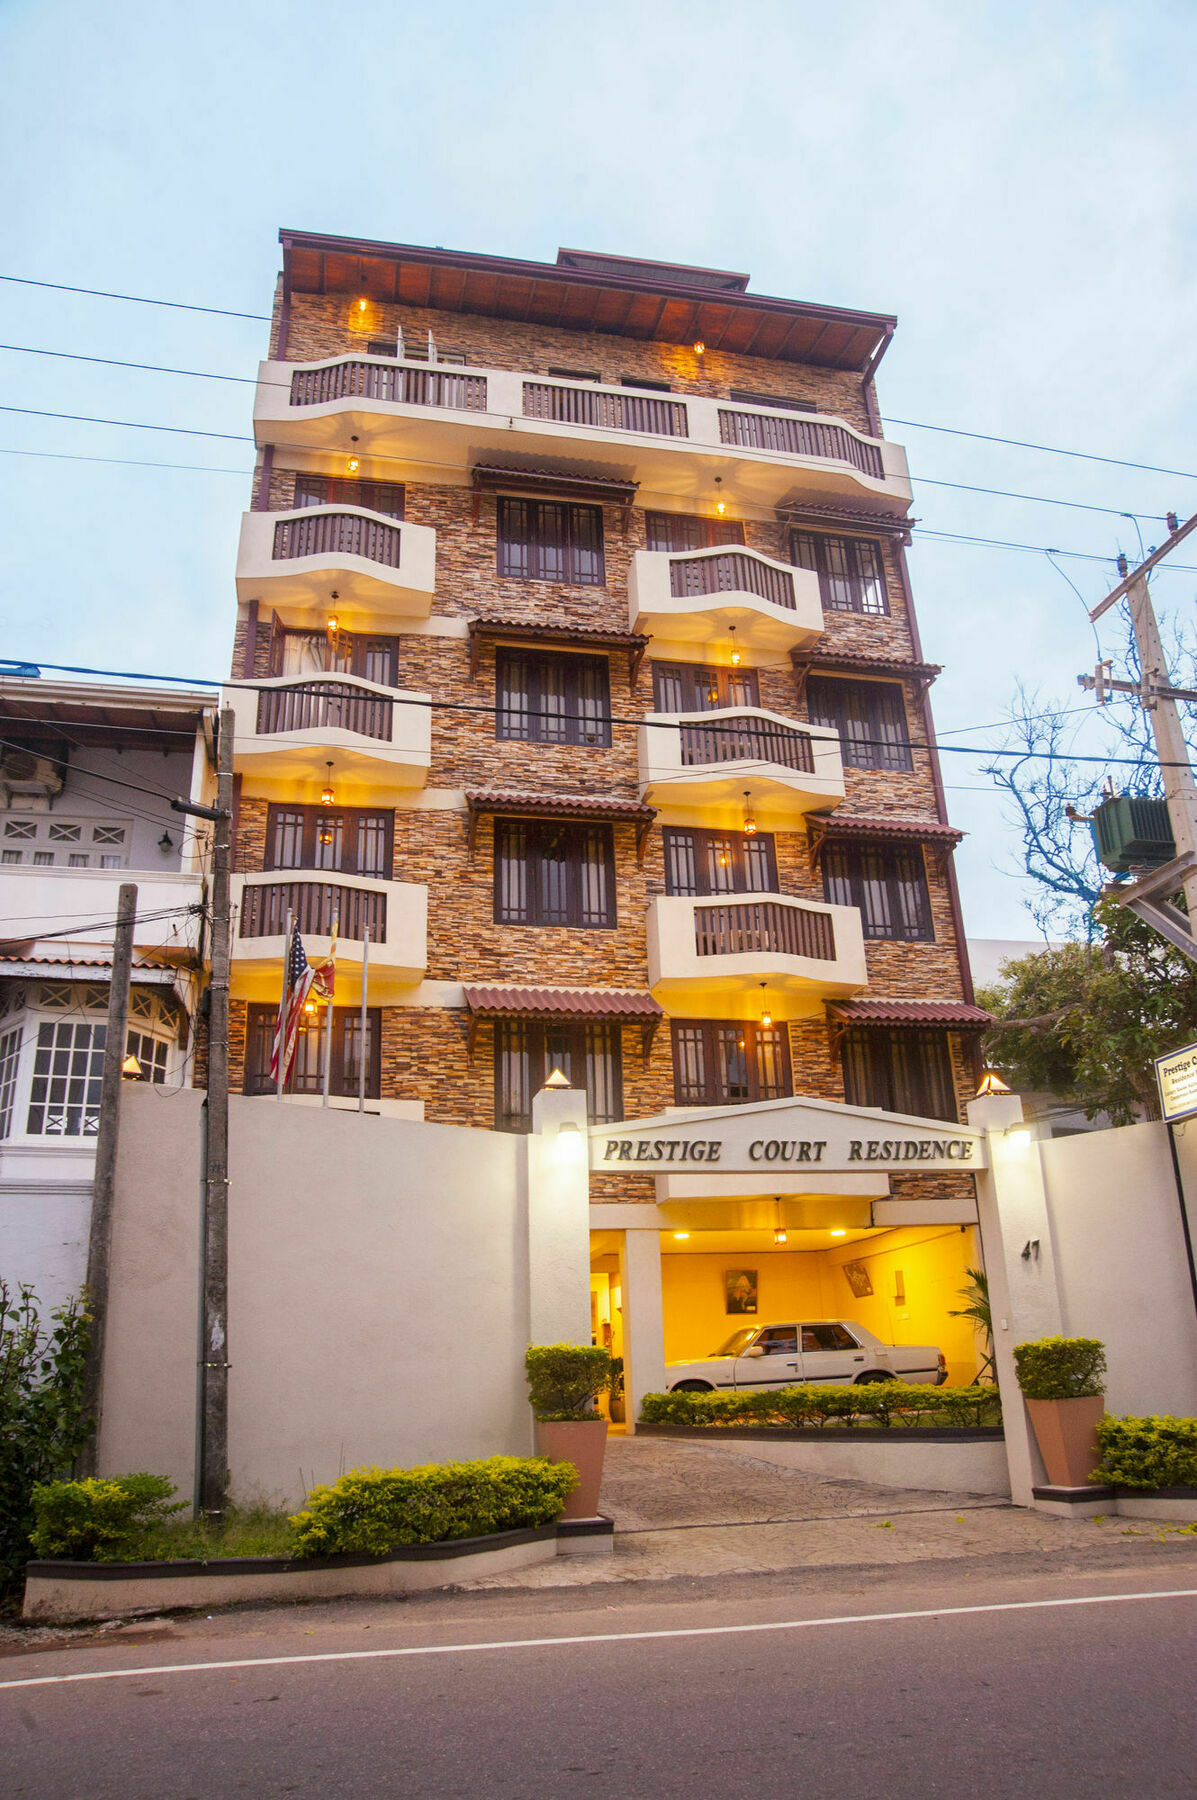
[1013,1335,1107,1487]
[606,1356,625,1425]
[525,1343,612,1520]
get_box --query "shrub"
[525,1343,611,1422]
[288,1456,578,1558]
[1013,1336,1106,1400]
[0,1281,91,1591]
[1094,1416,1197,1490]
[29,1474,185,1562]
[639,1383,1001,1431]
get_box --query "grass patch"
[102,1505,297,1564]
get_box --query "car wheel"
[671,1380,714,1393]
[853,1370,896,1384]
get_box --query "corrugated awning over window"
[467,616,650,689]
[462,983,662,1060]
[827,998,992,1033]
[465,789,656,859]
[776,501,914,545]
[807,813,964,870]
[791,648,942,698]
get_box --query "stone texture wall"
[229,283,978,1191]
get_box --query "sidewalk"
[464,1434,1173,1592]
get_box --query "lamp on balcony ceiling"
[320,761,336,808]
[759,982,772,1029]
[773,1199,787,1245]
[327,592,340,636]
[714,474,726,517]
[728,622,741,667]
[347,438,360,475]
[693,340,705,356]
[742,789,757,837]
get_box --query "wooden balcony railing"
[239,880,387,943]
[289,361,488,412]
[717,409,884,479]
[679,717,815,773]
[694,899,835,962]
[272,511,403,569]
[255,681,393,743]
[668,551,797,610]
[522,382,688,438]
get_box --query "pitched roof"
[463,985,662,1020]
[828,999,992,1030]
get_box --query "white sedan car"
[665,1320,947,1391]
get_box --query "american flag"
[270,922,315,1088]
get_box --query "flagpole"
[275,907,294,1100]
[321,911,339,1108]
[358,926,370,1114]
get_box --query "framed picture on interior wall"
[842,1261,874,1299]
[725,1269,758,1314]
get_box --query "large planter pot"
[1025,1395,1106,1487]
[535,1418,608,1519]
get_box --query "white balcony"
[253,360,912,514]
[0,866,204,963]
[231,872,427,984]
[225,676,431,788]
[640,708,845,829]
[647,893,865,1020]
[235,506,437,624]
[628,547,822,661]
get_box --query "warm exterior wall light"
[1004,1124,1032,1150]
[714,474,726,516]
[347,455,360,474]
[554,1120,585,1163]
[158,830,174,853]
[728,622,741,666]
[673,1230,690,1240]
[693,340,705,355]
[976,1069,1011,1097]
[773,1227,787,1245]
[320,761,336,807]
[759,981,771,1029]
[121,1054,143,1081]
[742,790,757,836]
[830,1229,847,1238]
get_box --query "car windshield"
[711,1328,758,1357]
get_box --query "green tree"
[0,1282,91,1594]
[978,899,1197,1124]
[947,1267,995,1382]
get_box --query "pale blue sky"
[3,0,1195,936]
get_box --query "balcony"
[226,676,431,788]
[647,893,865,1019]
[231,872,427,984]
[628,546,822,660]
[639,708,845,828]
[236,506,436,622]
[253,360,911,513]
[0,866,204,962]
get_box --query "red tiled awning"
[791,648,942,693]
[827,999,992,1031]
[470,464,639,507]
[467,617,650,688]
[807,814,963,863]
[465,789,656,859]
[463,984,662,1060]
[777,501,915,545]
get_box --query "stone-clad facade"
[226,234,984,1220]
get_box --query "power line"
[884,415,1197,484]
[914,527,1197,575]
[912,474,1167,523]
[0,446,250,475]
[0,343,259,386]
[0,405,252,443]
[0,274,270,322]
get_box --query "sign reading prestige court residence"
[1155,1039,1197,1124]
[589,1097,986,1174]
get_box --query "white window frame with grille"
[0,815,134,869]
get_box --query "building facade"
[227,235,988,1383]
[0,678,216,1307]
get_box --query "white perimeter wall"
[100,1087,537,1509]
[1039,1120,1197,1417]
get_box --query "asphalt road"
[4,1561,1197,1799]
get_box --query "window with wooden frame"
[651,660,759,713]
[496,497,605,587]
[644,511,746,553]
[672,1021,791,1107]
[244,1003,381,1099]
[291,473,406,519]
[805,677,913,773]
[789,530,888,616]
[663,827,778,898]
[493,1019,623,1133]
[840,1028,957,1122]
[267,622,400,687]
[821,842,932,941]
[494,820,616,928]
[495,649,611,747]
[265,805,393,879]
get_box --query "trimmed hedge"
[1013,1336,1106,1400]
[29,1474,186,1562]
[525,1343,611,1422]
[639,1383,1001,1431]
[1094,1415,1197,1490]
[288,1457,578,1557]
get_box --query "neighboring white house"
[0,676,217,1309]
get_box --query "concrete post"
[527,1082,591,1350]
[968,1091,1066,1505]
[619,1229,666,1434]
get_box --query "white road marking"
[3,1587,1195,1692]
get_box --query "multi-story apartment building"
[227,234,988,1379]
[0,677,216,1307]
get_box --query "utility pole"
[175,709,235,1518]
[77,881,138,1477]
[1083,509,1197,960]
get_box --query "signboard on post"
[1155,1040,1197,1123]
